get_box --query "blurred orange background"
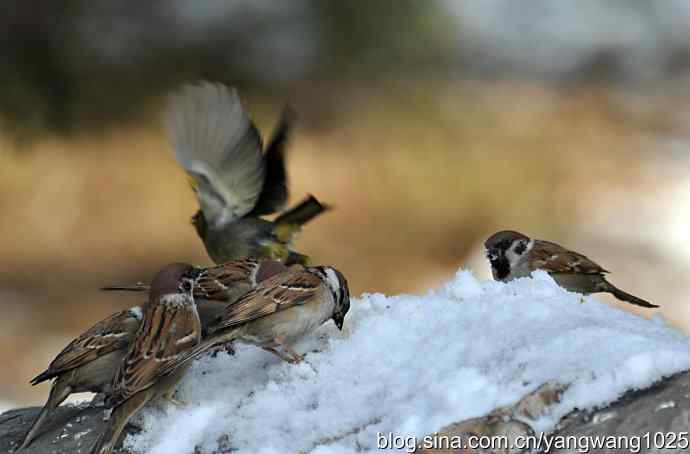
[2,1,690,409]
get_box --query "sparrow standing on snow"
[21,260,288,449]
[166,82,329,266]
[89,263,204,454]
[19,308,143,450]
[187,265,351,364]
[484,230,658,308]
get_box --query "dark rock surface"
[0,403,130,454]
[2,372,690,453]
[550,371,690,453]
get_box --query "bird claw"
[209,343,235,358]
[165,396,186,407]
[288,353,305,364]
[262,345,305,364]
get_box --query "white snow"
[123,269,690,453]
[0,401,15,416]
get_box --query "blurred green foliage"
[0,0,453,137]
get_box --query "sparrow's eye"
[180,279,193,293]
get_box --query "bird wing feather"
[194,259,260,301]
[112,303,200,404]
[209,267,319,332]
[248,106,293,217]
[530,240,609,275]
[31,310,136,385]
[166,82,266,226]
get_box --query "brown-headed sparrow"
[484,230,658,308]
[19,308,143,450]
[89,263,204,454]
[185,265,351,364]
[23,260,288,449]
[102,259,290,329]
[167,81,330,266]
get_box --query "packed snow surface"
[124,270,690,453]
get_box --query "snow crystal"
[124,270,690,453]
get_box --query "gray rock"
[2,372,690,453]
[550,371,690,454]
[0,404,132,454]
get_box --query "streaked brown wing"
[112,303,200,403]
[101,260,290,300]
[209,268,320,333]
[32,310,136,384]
[194,259,259,301]
[531,240,609,275]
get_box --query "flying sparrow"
[185,265,351,364]
[166,81,330,266]
[484,230,658,308]
[19,307,143,450]
[89,262,204,454]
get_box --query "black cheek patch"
[491,257,511,280]
[513,241,526,256]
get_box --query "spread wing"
[247,106,293,217]
[166,82,266,227]
[31,310,138,385]
[530,240,609,275]
[112,302,200,404]
[208,267,320,333]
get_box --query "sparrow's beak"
[333,313,344,331]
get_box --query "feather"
[209,267,321,333]
[530,240,609,275]
[166,82,266,226]
[31,310,137,385]
[248,105,294,217]
[111,301,200,405]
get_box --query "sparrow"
[89,262,204,454]
[22,260,287,449]
[184,265,351,364]
[166,81,330,266]
[101,259,290,330]
[484,230,658,308]
[19,308,143,450]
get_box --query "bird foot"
[262,345,304,364]
[210,343,235,357]
[165,396,186,407]
[287,353,305,364]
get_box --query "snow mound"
[124,270,690,453]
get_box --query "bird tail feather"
[19,383,72,450]
[100,283,151,293]
[275,195,330,228]
[605,282,658,308]
[89,392,148,454]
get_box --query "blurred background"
[2,0,690,408]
